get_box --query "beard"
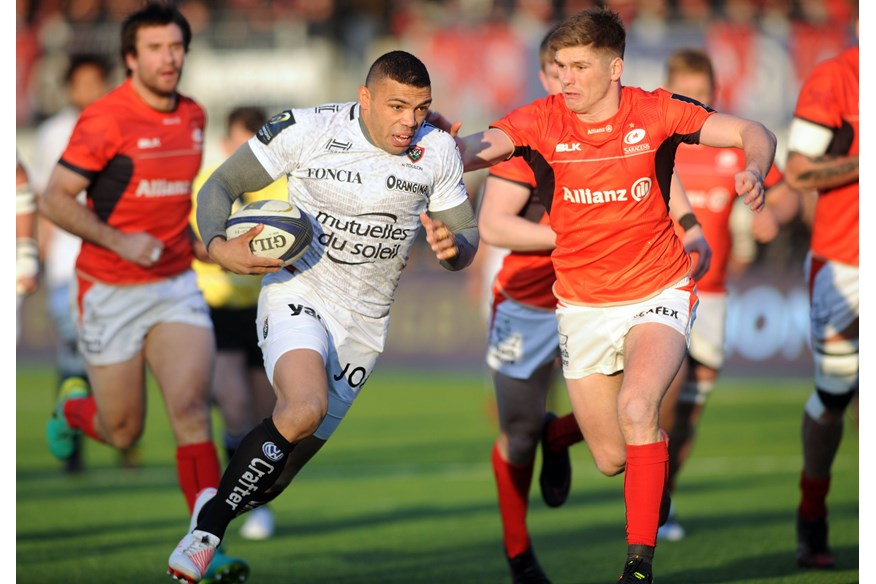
[139,68,183,98]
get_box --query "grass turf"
[16,364,858,583]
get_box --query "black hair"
[65,54,112,84]
[227,105,267,135]
[120,1,192,75]
[365,50,431,88]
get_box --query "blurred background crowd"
[16,0,859,374]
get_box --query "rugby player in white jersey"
[167,50,478,583]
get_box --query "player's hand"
[115,231,165,267]
[420,212,459,261]
[192,239,213,263]
[682,224,712,282]
[751,207,780,243]
[426,110,463,138]
[736,169,766,212]
[16,275,38,296]
[208,224,283,275]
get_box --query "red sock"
[624,440,669,547]
[64,396,103,443]
[491,442,533,558]
[177,442,221,513]
[798,471,831,521]
[544,413,584,451]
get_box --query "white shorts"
[806,254,859,342]
[486,296,559,379]
[257,275,387,440]
[555,279,697,379]
[688,291,727,371]
[75,270,212,366]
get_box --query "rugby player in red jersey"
[39,3,248,580]
[479,32,711,583]
[452,8,776,582]
[655,47,790,542]
[785,43,858,570]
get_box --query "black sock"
[197,418,294,540]
[627,544,654,564]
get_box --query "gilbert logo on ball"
[226,200,314,266]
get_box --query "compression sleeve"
[430,199,479,271]
[197,143,277,246]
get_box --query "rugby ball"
[225,200,313,266]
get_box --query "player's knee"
[103,420,144,450]
[617,393,658,429]
[275,395,326,438]
[505,432,539,462]
[591,449,625,477]
[813,338,859,394]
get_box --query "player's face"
[539,61,562,96]
[666,71,713,106]
[555,46,622,117]
[126,24,186,98]
[223,122,255,156]
[68,64,108,111]
[358,78,432,155]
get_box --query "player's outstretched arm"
[39,164,164,267]
[197,143,283,275]
[420,199,479,271]
[699,113,777,212]
[425,113,514,172]
[458,128,516,172]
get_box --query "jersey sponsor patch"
[257,110,296,144]
[670,93,716,113]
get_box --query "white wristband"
[16,238,39,282]
[16,184,36,215]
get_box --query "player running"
[655,47,790,541]
[39,3,247,580]
[785,43,858,570]
[166,50,478,582]
[450,8,776,582]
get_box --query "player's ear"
[124,51,137,76]
[609,57,623,82]
[358,85,370,111]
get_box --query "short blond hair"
[549,8,625,59]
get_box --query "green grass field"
[16,363,858,583]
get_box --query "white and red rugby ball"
[225,200,313,266]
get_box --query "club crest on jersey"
[257,110,296,145]
[406,145,425,162]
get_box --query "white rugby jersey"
[250,102,468,319]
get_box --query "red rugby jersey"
[60,79,205,284]
[793,47,858,266]
[672,145,783,293]
[489,156,556,309]
[491,87,714,305]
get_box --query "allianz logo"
[135,179,191,197]
[562,177,652,205]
